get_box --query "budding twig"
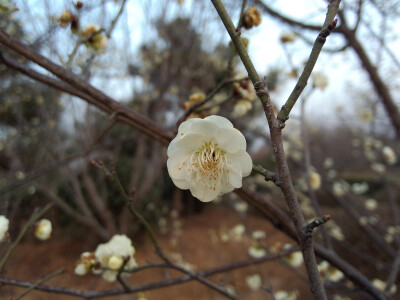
[303,215,331,240]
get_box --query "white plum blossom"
[246,274,262,291]
[283,243,303,267]
[251,230,266,240]
[364,199,378,211]
[275,290,298,300]
[34,219,52,241]
[382,146,397,165]
[75,252,96,276]
[0,215,9,242]
[332,180,350,197]
[94,234,137,282]
[309,171,321,190]
[167,116,252,202]
[372,278,397,295]
[351,182,369,195]
[248,245,267,258]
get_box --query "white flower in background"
[327,268,344,282]
[361,216,371,226]
[275,290,298,300]
[283,244,303,268]
[372,278,397,295]
[351,182,369,195]
[323,157,333,169]
[0,215,9,242]
[231,224,245,241]
[251,230,266,240]
[34,219,52,240]
[309,171,321,190]
[75,252,97,276]
[364,199,378,211]
[382,146,397,165]
[246,274,262,291]
[311,72,328,91]
[371,162,386,174]
[232,100,252,117]
[167,116,252,202]
[318,260,330,275]
[95,234,137,282]
[225,285,236,296]
[332,180,350,197]
[248,245,267,258]
[234,200,248,213]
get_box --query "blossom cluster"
[75,234,137,282]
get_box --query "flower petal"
[205,115,234,129]
[189,119,220,140]
[226,151,253,176]
[227,162,243,188]
[172,178,190,190]
[177,117,196,134]
[217,128,247,153]
[190,182,221,202]
[167,133,204,157]
[167,156,187,180]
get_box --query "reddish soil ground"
[1,206,312,300]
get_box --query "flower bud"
[242,7,261,29]
[108,255,124,270]
[34,219,52,240]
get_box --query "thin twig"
[12,269,64,300]
[277,10,339,123]
[211,1,340,298]
[0,248,297,299]
[252,165,280,185]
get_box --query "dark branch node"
[303,214,331,240]
[234,27,241,36]
[254,77,269,97]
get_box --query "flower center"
[186,142,227,191]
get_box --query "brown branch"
[303,215,331,240]
[0,248,297,299]
[337,11,400,137]
[236,188,387,300]
[277,15,339,122]
[254,0,342,32]
[210,1,344,298]
[38,188,110,241]
[0,30,173,145]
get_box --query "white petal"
[205,115,233,129]
[172,178,190,190]
[177,118,196,134]
[167,133,204,157]
[226,152,253,177]
[227,163,243,188]
[217,128,246,153]
[167,156,188,180]
[220,182,235,194]
[190,183,221,202]
[189,119,219,139]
